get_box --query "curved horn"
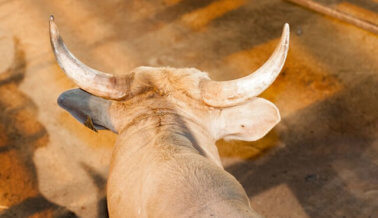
[49,15,128,99]
[201,23,290,107]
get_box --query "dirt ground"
[0,0,377,217]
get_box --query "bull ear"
[215,98,280,141]
[57,89,117,133]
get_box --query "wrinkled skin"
[58,66,280,217]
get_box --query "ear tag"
[84,115,98,132]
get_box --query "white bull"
[49,15,289,217]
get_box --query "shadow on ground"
[226,76,378,217]
[0,39,77,218]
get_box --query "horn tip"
[49,15,58,36]
[282,23,290,45]
[283,23,290,32]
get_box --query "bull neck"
[115,112,223,168]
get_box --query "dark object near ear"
[84,115,98,132]
[57,89,115,132]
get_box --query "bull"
[49,15,289,217]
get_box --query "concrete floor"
[0,0,377,217]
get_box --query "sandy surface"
[0,0,377,217]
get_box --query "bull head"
[50,16,289,142]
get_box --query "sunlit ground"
[0,0,377,217]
